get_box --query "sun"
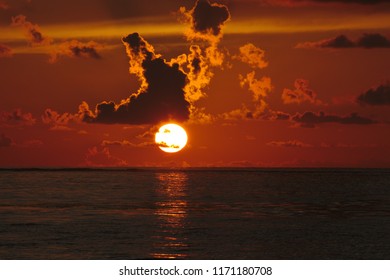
[155,123,188,153]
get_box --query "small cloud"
[292,111,377,128]
[42,108,80,130]
[266,0,390,6]
[50,40,103,63]
[157,141,180,149]
[320,142,378,149]
[0,133,13,147]
[282,79,324,105]
[1,109,36,127]
[0,43,13,58]
[357,33,390,48]
[11,14,52,46]
[357,83,390,106]
[101,140,154,148]
[234,43,268,69]
[267,140,313,148]
[239,71,272,117]
[296,33,390,49]
[264,110,291,121]
[0,1,8,10]
[179,0,230,43]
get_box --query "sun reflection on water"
[150,172,189,259]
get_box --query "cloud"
[85,146,128,167]
[11,15,52,46]
[1,109,36,127]
[282,79,324,105]
[234,43,268,69]
[311,0,390,4]
[176,0,233,123]
[320,142,377,149]
[357,33,390,48]
[80,33,190,124]
[0,43,13,58]
[264,0,390,6]
[262,110,291,121]
[49,40,103,63]
[11,15,103,62]
[0,133,12,147]
[292,111,377,128]
[221,72,272,121]
[267,140,313,148]
[183,45,213,103]
[179,0,230,43]
[101,140,154,148]
[41,108,82,130]
[0,1,8,10]
[357,83,390,106]
[239,71,272,117]
[296,33,390,49]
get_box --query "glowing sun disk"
[155,123,188,153]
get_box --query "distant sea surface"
[0,168,389,259]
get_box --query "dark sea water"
[0,168,389,260]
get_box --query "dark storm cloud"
[0,43,12,57]
[297,33,390,49]
[292,111,377,128]
[81,33,190,124]
[0,133,12,147]
[357,83,390,106]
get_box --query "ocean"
[0,168,389,259]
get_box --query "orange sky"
[1,0,390,168]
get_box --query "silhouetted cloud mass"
[297,33,390,49]
[180,0,230,43]
[357,83,390,106]
[0,43,12,57]
[80,33,190,124]
[357,33,390,48]
[292,111,377,128]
